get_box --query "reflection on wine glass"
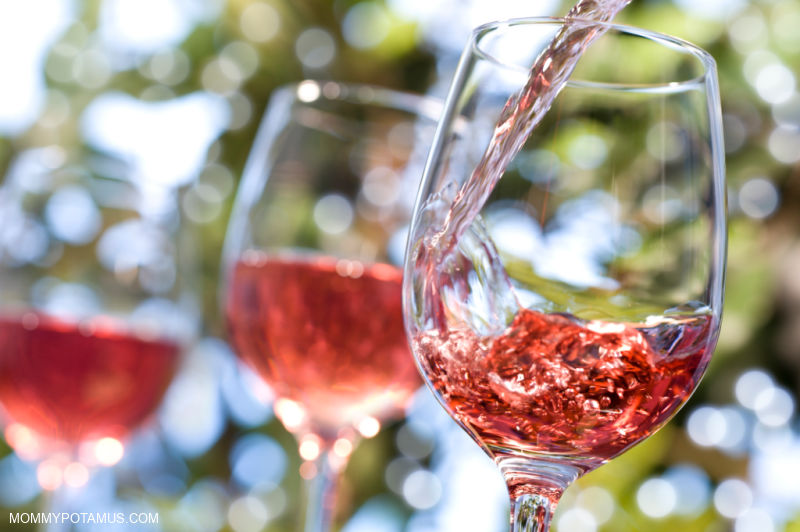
[404,18,726,532]
[222,80,440,532]
[0,156,195,498]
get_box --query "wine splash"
[409,0,639,402]
[411,0,635,342]
[226,253,420,441]
[414,309,713,468]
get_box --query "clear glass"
[403,18,726,532]
[0,152,196,503]
[221,80,441,532]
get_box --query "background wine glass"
[0,152,196,514]
[404,18,726,532]
[222,80,441,532]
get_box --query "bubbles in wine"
[414,309,713,466]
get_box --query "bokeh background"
[0,0,799,530]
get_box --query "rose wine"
[226,254,420,439]
[0,313,180,444]
[414,308,714,469]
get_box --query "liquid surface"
[414,309,713,468]
[0,313,180,445]
[226,254,420,440]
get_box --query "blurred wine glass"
[222,80,441,532]
[0,151,196,501]
[404,18,727,532]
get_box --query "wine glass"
[404,18,726,531]
[222,80,441,531]
[0,153,195,506]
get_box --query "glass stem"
[302,450,345,532]
[510,493,555,532]
[499,457,582,532]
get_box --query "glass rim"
[470,16,718,91]
[270,79,445,122]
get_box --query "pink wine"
[226,254,420,439]
[414,309,714,468]
[0,314,180,444]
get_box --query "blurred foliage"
[1,0,799,531]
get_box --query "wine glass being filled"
[404,18,726,532]
[222,80,441,532]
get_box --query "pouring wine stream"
[428,0,631,255]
